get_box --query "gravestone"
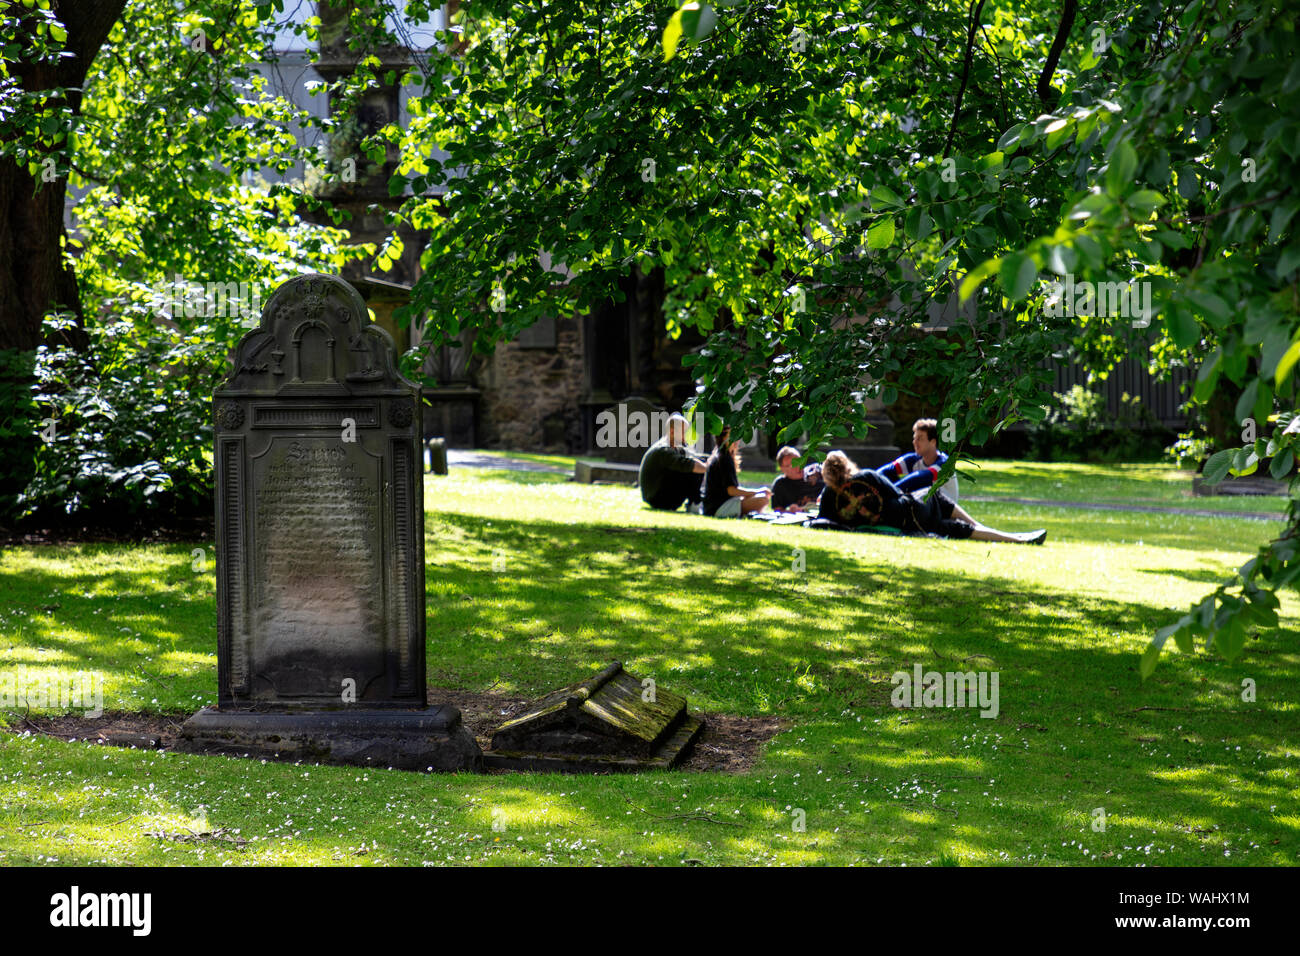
[602,396,666,465]
[178,274,479,770]
[483,661,703,772]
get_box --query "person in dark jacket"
[770,445,825,512]
[639,413,707,511]
[822,451,1045,544]
[703,427,770,518]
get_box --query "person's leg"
[649,471,702,510]
[714,495,744,518]
[740,491,768,515]
[943,495,1044,543]
[969,527,1046,544]
[666,469,703,506]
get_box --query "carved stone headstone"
[179,274,479,770]
[602,396,666,465]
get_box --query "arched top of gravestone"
[217,273,418,398]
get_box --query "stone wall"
[476,316,585,451]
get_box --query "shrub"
[19,311,224,530]
[1027,384,1169,462]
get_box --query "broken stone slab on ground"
[483,661,704,772]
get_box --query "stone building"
[269,2,711,454]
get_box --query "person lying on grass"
[703,427,771,518]
[876,417,958,502]
[822,451,1046,544]
[770,444,825,513]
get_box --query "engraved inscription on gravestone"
[180,274,478,769]
[210,273,421,707]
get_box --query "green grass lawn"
[466,449,1290,515]
[1,461,1297,866]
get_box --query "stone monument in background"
[179,273,479,770]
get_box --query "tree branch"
[942,0,987,160]
[1037,0,1078,106]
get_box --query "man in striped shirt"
[876,418,957,501]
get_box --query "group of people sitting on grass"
[638,413,1046,545]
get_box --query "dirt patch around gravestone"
[5,687,789,774]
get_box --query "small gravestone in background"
[601,396,666,465]
[179,274,479,770]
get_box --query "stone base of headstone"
[574,459,640,484]
[1193,474,1289,496]
[177,705,481,771]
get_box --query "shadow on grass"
[3,509,1296,865]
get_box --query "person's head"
[822,450,859,492]
[776,445,803,479]
[666,412,689,447]
[912,418,939,457]
[709,426,741,470]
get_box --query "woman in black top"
[821,451,1046,544]
[702,427,771,518]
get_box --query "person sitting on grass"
[703,427,771,518]
[770,445,825,513]
[876,417,957,502]
[639,412,707,512]
[822,450,1045,544]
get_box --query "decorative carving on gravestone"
[179,274,479,770]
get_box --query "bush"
[18,311,224,530]
[1165,430,1215,469]
[1026,384,1170,462]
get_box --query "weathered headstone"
[179,274,479,770]
[484,661,704,772]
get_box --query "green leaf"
[869,185,902,209]
[1165,306,1200,349]
[1201,449,1233,485]
[958,258,1000,303]
[1186,290,1230,328]
[999,252,1036,301]
[1044,118,1074,151]
[1127,189,1166,215]
[1271,448,1295,479]
[866,217,895,249]
[1216,617,1246,661]
[1046,244,1076,275]
[996,124,1026,151]
[1278,244,1300,278]
[1235,379,1259,424]
[1106,140,1138,195]
[663,6,685,61]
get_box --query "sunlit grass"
[1,461,1297,866]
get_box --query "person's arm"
[666,446,707,473]
[894,452,948,494]
[894,463,941,493]
[876,453,915,481]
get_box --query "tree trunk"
[0,0,126,521]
